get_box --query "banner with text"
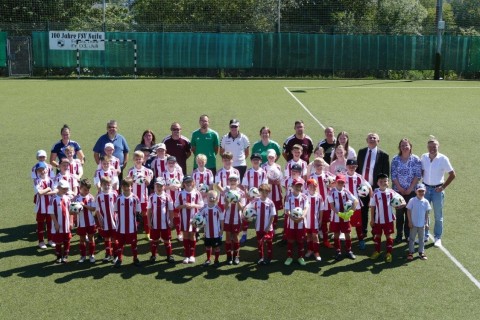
[49,31,105,50]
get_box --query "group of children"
[32,141,432,268]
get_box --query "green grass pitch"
[0,79,479,319]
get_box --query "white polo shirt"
[421,152,454,185]
[221,133,250,167]
[406,196,431,227]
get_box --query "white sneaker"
[38,242,47,249]
[434,238,442,247]
[315,255,322,262]
[188,256,196,263]
[89,255,96,263]
[48,240,56,248]
[339,233,346,241]
[182,257,189,264]
[78,256,86,263]
[178,233,184,241]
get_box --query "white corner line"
[284,87,325,130]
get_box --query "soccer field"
[0,79,479,319]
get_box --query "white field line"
[285,85,480,290]
[283,87,325,130]
[285,86,480,89]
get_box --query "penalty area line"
[283,87,325,130]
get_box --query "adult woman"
[251,126,281,164]
[330,131,356,162]
[391,138,422,243]
[135,129,156,152]
[50,124,84,167]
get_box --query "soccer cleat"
[434,238,442,247]
[89,255,96,263]
[189,256,196,264]
[385,253,393,263]
[55,256,62,264]
[38,242,47,249]
[233,257,240,265]
[227,259,233,265]
[334,252,343,261]
[284,257,293,266]
[182,257,189,264]
[323,241,333,248]
[213,260,220,268]
[370,251,381,260]
[149,255,157,263]
[304,250,313,258]
[407,253,414,261]
[346,251,356,260]
[419,252,428,260]
[48,240,56,248]
[257,258,265,265]
[78,256,86,263]
[167,256,175,263]
[111,256,118,264]
[263,259,271,265]
[133,258,141,266]
[315,255,322,262]
[61,256,68,264]
[177,233,183,241]
[103,255,112,263]
[297,257,306,266]
[358,240,366,250]
[114,259,122,268]
[145,233,151,241]
[240,234,247,244]
[203,260,211,267]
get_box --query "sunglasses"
[230,125,238,128]
[171,128,181,131]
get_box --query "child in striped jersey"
[198,190,223,267]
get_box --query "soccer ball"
[243,206,257,221]
[69,202,83,214]
[197,183,209,193]
[344,200,353,212]
[290,207,304,219]
[226,190,240,203]
[168,178,180,186]
[323,176,335,188]
[266,167,281,181]
[357,184,369,198]
[133,173,145,184]
[390,195,405,207]
[248,187,260,198]
[192,214,205,228]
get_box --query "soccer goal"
[76,39,137,78]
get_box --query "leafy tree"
[376,0,428,34]
[451,0,480,31]
[419,0,456,34]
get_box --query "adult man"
[163,122,192,174]
[220,119,250,180]
[317,127,336,164]
[420,136,455,247]
[93,120,130,181]
[282,120,314,163]
[356,133,390,235]
[191,114,220,176]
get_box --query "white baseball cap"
[36,150,47,158]
[57,180,70,189]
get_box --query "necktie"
[364,150,372,182]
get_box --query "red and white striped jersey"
[261,163,283,204]
[33,177,54,214]
[242,167,268,189]
[115,194,141,234]
[215,167,240,207]
[31,162,55,180]
[309,171,335,206]
[284,193,308,230]
[68,159,83,180]
[48,194,71,234]
[175,189,204,232]
[93,168,119,187]
[95,191,117,231]
[54,172,79,194]
[163,169,184,203]
[151,156,168,178]
[73,193,96,228]
[370,188,397,224]
[304,193,324,230]
[198,205,223,238]
[345,172,369,209]
[128,166,154,204]
[284,159,308,178]
[328,187,357,223]
[147,192,174,230]
[192,168,214,187]
[222,188,246,226]
[250,198,277,232]
[97,155,120,174]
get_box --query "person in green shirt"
[251,126,281,164]
[191,114,220,175]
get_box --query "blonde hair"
[196,154,207,163]
[133,150,144,159]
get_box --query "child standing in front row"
[33,162,57,249]
[95,176,118,263]
[48,180,73,264]
[284,178,308,266]
[73,179,97,263]
[304,179,324,262]
[198,190,223,267]
[407,184,431,261]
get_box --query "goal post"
[76,39,137,78]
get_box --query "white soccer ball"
[69,202,83,214]
[133,173,145,184]
[192,214,205,228]
[344,200,353,212]
[323,176,335,188]
[357,184,369,198]
[168,178,180,186]
[243,206,257,222]
[267,167,281,181]
[390,195,405,207]
[290,207,304,219]
[248,187,260,198]
[226,190,240,203]
[197,183,209,193]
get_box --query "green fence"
[0,32,7,67]
[27,32,480,72]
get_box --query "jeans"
[424,186,445,239]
